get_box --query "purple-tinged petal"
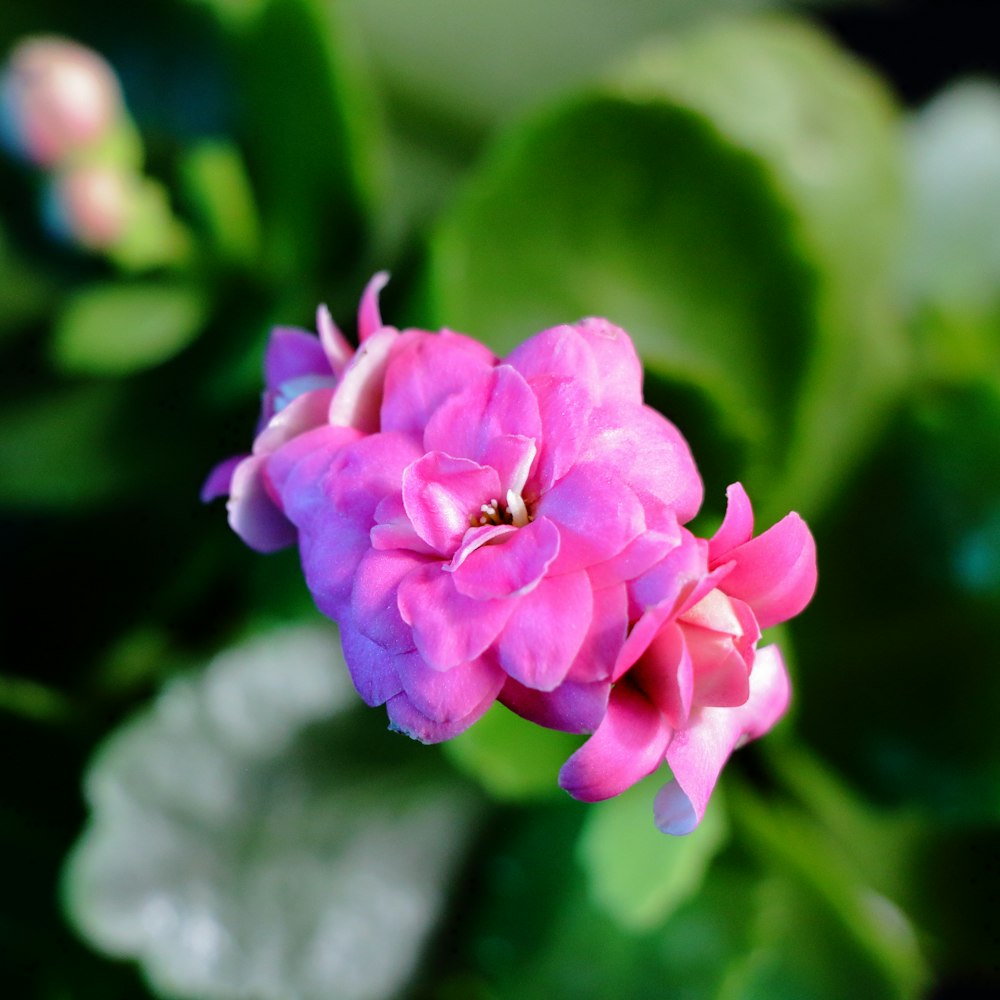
[657,644,790,835]
[424,365,541,463]
[450,516,560,600]
[558,682,671,802]
[498,571,592,691]
[357,271,391,341]
[201,455,242,502]
[709,482,754,565]
[264,327,329,390]
[370,494,437,555]
[253,387,334,456]
[396,651,505,723]
[397,562,515,670]
[227,454,296,553]
[630,622,694,729]
[381,329,497,437]
[566,583,628,684]
[538,465,645,574]
[500,676,610,733]
[386,687,497,744]
[402,452,501,556]
[351,548,427,654]
[338,623,405,706]
[328,326,398,432]
[572,317,645,405]
[720,512,817,629]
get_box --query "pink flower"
[202,273,395,552]
[0,36,122,167]
[558,483,816,833]
[266,290,703,744]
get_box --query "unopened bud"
[0,35,122,167]
[44,164,132,249]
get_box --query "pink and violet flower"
[204,276,817,834]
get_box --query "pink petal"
[682,624,750,708]
[538,464,645,574]
[566,582,628,684]
[708,482,754,565]
[656,644,790,835]
[351,548,427,654]
[423,365,541,463]
[480,434,537,496]
[380,329,497,437]
[338,623,405,706]
[572,317,644,405]
[500,676,611,734]
[525,374,592,493]
[720,512,817,629]
[402,452,501,556]
[498,571,593,691]
[558,682,672,802]
[264,326,329,390]
[201,455,242,502]
[397,562,515,670]
[227,454,296,553]
[316,304,353,372]
[630,622,694,729]
[506,324,599,399]
[370,494,437,555]
[328,326,398,432]
[449,516,560,600]
[357,271,391,342]
[386,687,497,744]
[395,651,505,723]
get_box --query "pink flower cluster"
[205,276,816,834]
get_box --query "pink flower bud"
[44,164,132,249]
[0,36,122,167]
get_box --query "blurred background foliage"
[1,0,999,997]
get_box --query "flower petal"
[720,512,817,629]
[708,482,754,565]
[450,516,560,600]
[424,364,541,463]
[571,317,645,404]
[370,494,437,555]
[264,326,329,390]
[558,682,672,802]
[357,270,390,342]
[386,687,497,744]
[381,329,497,437]
[351,548,427,654]
[566,582,628,684]
[656,644,790,835]
[316,303,353,371]
[396,651,505,723]
[630,621,694,729]
[253,387,334,456]
[498,571,593,691]
[328,326,398,432]
[201,454,242,502]
[499,676,610,733]
[338,623,405,706]
[397,562,515,670]
[525,374,592,493]
[227,454,296,553]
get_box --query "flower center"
[471,489,532,529]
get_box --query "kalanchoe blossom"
[261,283,703,744]
[558,483,816,833]
[201,272,393,552]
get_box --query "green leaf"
[429,93,818,476]
[64,624,478,1000]
[51,281,210,376]
[443,702,582,801]
[613,16,907,518]
[577,771,728,930]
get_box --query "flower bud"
[44,164,132,249]
[0,36,122,167]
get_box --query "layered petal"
[338,623,405,706]
[351,548,427,654]
[226,453,295,552]
[708,482,754,564]
[386,687,498,744]
[396,651,505,724]
[656,644,790,835]
[500,676,610,733]
[559,682,672,802]
[328,326,398,432]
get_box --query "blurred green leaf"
[0,222,58,335]
[0,383,134,507]
[65,624,478,1000]
[429,92,818,473]
[181,140,261,267]
[52,281,210,376]
[577,771,727,930]
[443,702,582,801]
[612,15,907,519]
[902,79,1000,381]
